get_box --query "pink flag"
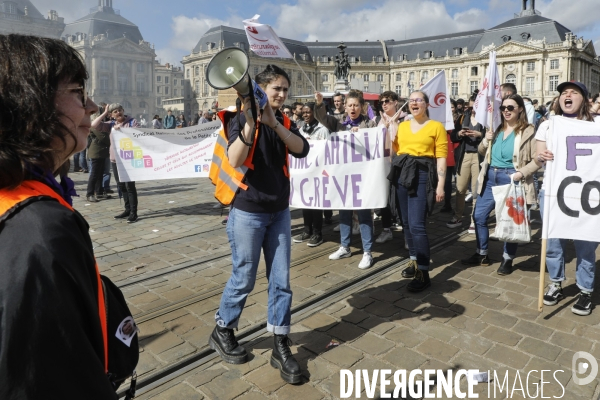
[420,70,454,130]
[474,51,502,131]
[243,15,293,59]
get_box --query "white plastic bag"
[491,180,531,243]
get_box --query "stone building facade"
[62,1,156,120]
[183,6,600,108]
[154,61,192,119]
[0,0,64,38]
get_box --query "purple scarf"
[342,115,364,128]
[28,165,78,206]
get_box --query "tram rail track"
[117,228,468,399]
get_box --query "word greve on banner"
[289,127,392,210]
[111,121,221,182]
[542,117,600,242]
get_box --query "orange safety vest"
[209,109,292,205]
[0,180,109,374]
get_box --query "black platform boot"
[208,326,248,364]
[127,189,138,223]
[114,191,130,219]
[270,334,302,384]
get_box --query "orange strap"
[0,180,109,373]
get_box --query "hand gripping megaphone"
[205,47,268,110]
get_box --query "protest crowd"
[2,26,600,397]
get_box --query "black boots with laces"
[270,334,302,384]
[208,325,248,364]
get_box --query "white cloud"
[537,0,600,33]
[168,14,241,53]
[274,0,486,42]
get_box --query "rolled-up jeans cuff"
[215,311,238,330]
[267,322,290,335]
[577,283,594,293]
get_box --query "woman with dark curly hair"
[0,34,118,398]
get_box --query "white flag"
[420,70,454,130]
[473,51,502,131]
[243,15,293,59]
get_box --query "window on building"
[550,59,559,69]
[100,59,109,70]
[136,77,145,93]
[195,66,199,75]
[451,82,458,97]
[157,76,161,82]
[471,67,478,76]
[322,85,329,91]
[363,74,369,82]
[165,87,169,95]
[409,72,415,81]
[377,74,384,82]
[376,56,384,63]
[502,35,511,43]
[165,77,169,84]
[422,71,429,82]
[136,63,145,73]
[186,69,190,78]
[297,72,302,81]
[4,3,17,13]
[195,80,199,95]
[100,76,109,91]
[505,74,516,84]
[395,85,401,96]
[454,48,462,56]
[349,56,356,63]
[322,74,328,82]
[174,89,178,96]
[117,75,127,92]
[521,32,530,41]
[174,79,177,86]
[470,81,478,94]
[451,69,458,79]
[157,97,161,106]
[157,86,161,94]
[321,56,328,62]
[423,51,432,59]
[526,61,535,72]
[364,84,369,92]
[549,75,559,92]
[203,81,208,96]
[525,77,535,94]
[396,73,401,81]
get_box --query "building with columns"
[154,61,193,120]
[183,3,600,108]
[0,0,64,38]
[61,1,156,120]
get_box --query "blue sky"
[36,0,600,66]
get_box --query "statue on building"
[334,42,351,81]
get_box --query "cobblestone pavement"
[70,170,600,399]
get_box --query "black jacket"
[227,111,310,213]
[450,111,484,175]
[0,199,117,399]
[87,127,111,160]
[387,154,438,215]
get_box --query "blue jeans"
[474,167,520,259]
[539,189,598,292]
[215,207,292,334]
[77,150,88,170]
[338,209,373,252]
[88,157,111,190]
[397,169,430,270]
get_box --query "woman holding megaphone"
[209,64,309,385]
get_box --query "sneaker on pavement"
[86,195,99,203]
[329,246,351,260]
[391,223,403,231]
[461,252,490,266]
[446,217,462,229]
[572,291,593,316]
[293,232,312,243]
[468,223,476,234]
[307,234,323,247]
[333,224,340,232]
[375,229,393,243]
[358,252,373,269]
[543,283,564,306]
[465,192,473,203]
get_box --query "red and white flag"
[420,70,454,130]
[474,51,502,131]
[243,15,293,59]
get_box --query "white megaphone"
[206,47,268,109]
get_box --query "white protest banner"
[289,127,391,210]
[243,15,293,59]
[474,50,502,130]
[420,70,454,130]
[111,121,221,182]
[542,117,600,241]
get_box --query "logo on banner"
[119,138,153,169]
[195,165,209,173]
[430,92,446,108]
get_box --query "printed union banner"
[542,117,600,241]
[289,127,392,210]
[111,122,221,182]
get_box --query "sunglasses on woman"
[500,105,516,112]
